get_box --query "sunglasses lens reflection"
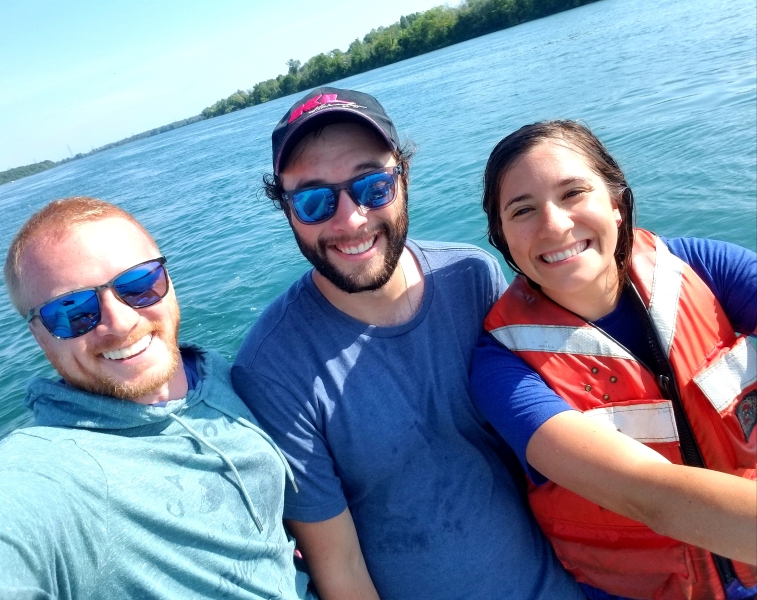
[291,170,397,224]
[293,189,336,223]
[353,172,395,208]
[115,262,168,308]
[39,290,100,338]
[36,260,168,339]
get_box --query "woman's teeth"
[541,241,588,264]
[101,334,152,360]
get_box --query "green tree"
[399,7,457,57]
[251,79,281,104]
[194,0,603,118]
[279,72,300,96]
[286,59,301,75]
[347,39,368,74]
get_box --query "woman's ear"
[612,194,622,227]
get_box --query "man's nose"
[95,288,140,336]
[329,188,368,231]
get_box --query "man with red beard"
[0,197,314,600]
[232,88,587,599]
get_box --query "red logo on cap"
[288,94,356,124]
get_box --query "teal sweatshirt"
[0,344,315,600]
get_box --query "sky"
[0,0,449,172]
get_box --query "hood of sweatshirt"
[24,344,210,431]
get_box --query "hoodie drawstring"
[168,413,264,533]
[203,398,299,493]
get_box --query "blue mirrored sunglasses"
[26,257,169,340]
[282,165,403,224]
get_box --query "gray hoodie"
[0,344,314,600]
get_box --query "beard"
[292,198,409,294]
[47,300,182,401]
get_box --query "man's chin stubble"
[292,204,409,294]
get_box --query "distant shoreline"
[1,0,600,187]
[0,115,204,186]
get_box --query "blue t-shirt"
[470,236,757,483]
[233,240,588,600]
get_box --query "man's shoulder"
[1,425,100,458]
[255,272,314,328]
[0,426,105,496]
[0,428,108,594]
[234,272,315,368]
[411,240,506,300]
[412,239,501,268]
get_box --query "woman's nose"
[538,201,573,237]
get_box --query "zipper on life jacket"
[627,282,740,594]
[560,281,743,594]
[654,372,706,468]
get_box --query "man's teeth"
[542,241,588,264]
[101,335,152,360]
[337,238,375,255]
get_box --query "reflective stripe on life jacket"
[583,400,679,444]
[694,337,757,415]
[484,229,757,600]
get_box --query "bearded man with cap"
[231,88,588,599]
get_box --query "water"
[1,0,754,437]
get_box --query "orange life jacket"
[484,229,756,599]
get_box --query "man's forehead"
[29,217,153,255]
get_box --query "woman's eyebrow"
[503,193,530,209]
[503,177,591,208]
[558,176,588,187]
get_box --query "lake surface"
[1,0,755,437]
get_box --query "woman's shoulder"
[661,235,755,269]
[661,235,756,333]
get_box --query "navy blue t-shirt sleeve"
[470,333,574,483]
[181,350,200,390]
[663,236,757,334]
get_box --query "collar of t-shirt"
[593,286,655,370]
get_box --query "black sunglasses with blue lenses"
[26,257,169,340]
[282,165,403,224]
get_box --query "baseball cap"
[271,87,401,176]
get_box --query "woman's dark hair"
[482,120,636,284]
[262,131,415,219]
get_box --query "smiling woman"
[472,120,757,600]
[496,140,623,321]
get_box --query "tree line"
[0,161,57,186]
[0,116,203,186]
[201,0,599,118]
[2,0,599,186]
